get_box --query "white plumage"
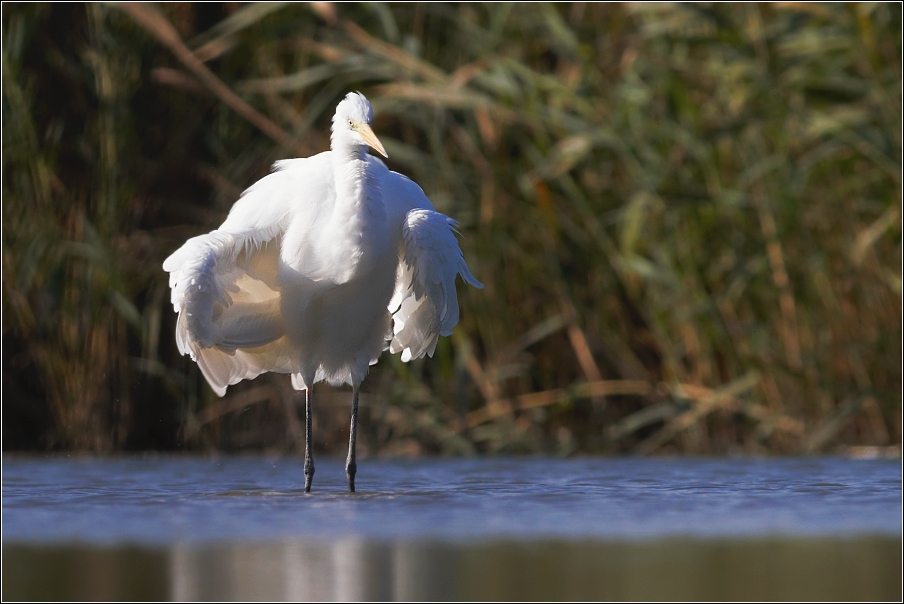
[163,92,482,491]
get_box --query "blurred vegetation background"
[2,2,901,457]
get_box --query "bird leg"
[346,387,359,492]
[304,387,315,492]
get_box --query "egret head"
[332,92,388,158]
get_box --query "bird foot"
[304,460,315,493]
[346,462,357,492]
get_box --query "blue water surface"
[2,456,900,544]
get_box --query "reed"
[2,3,900,455]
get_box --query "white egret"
[163,92,482,492]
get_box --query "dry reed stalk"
[115,3,305,153]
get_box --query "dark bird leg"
[304,387,315,492]
[346,387,359,492]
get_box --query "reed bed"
[2,3,900,455]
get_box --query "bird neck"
[322,145,387,284]
[332,141,369,166]
[331,144,373,214]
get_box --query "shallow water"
[3,456,901,600]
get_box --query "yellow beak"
[357,123,388,158]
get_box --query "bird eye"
[348,119,354,128]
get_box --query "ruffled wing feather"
[388,209,483,362]
[163,155,331,396]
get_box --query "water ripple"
[2,456,900,545]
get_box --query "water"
[3,456,901,542]
[3,456,901,600]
